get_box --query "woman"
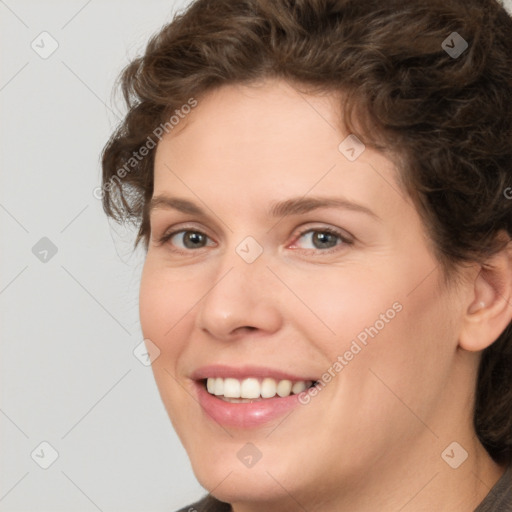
[101,0,512,510]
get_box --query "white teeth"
[214,377,224,396]
[240,378,260,399]
[292,381,307,394]
[223,378,241,398]
[276,379,292,397]
[261,377,277,398]
[205,377,313,399]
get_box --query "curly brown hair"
[101,0,512,464]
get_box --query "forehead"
[157,80,342,162]
[152,79,406,215]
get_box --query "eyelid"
[156,222,354,255]
[154,223,217,247]
[289,224,353,245]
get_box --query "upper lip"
[191,364,318,382]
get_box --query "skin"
[139,79,512,512]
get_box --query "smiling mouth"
[203,377,318,403]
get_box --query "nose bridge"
[194,242,282,338]
[209,231,270,299]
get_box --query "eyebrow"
[268,196,379,220]
[148,194,380,220]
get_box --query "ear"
[459,235,512,352]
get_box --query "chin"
[194,464,295,506]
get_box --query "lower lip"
[194,381,304,429]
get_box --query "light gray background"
[0,1,201,511]
[1,1,512,511]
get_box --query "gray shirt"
[474,464,512,512]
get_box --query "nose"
[194,255,283,341]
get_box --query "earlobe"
[459,243,512,352]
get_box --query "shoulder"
[475,463,512,512]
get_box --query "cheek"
[138,259,204,410]
[139,268,170,345]
[138,261,199,437]
[139,259,198,343]
[276,262,405,356]
[282,257,457,411]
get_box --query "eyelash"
[156,225,353,256]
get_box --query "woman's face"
[139,80,468,507]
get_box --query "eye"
[290,227,351,252]
[158,229,215,251]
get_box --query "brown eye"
[180,231,208,249]
[162,230,214,250]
